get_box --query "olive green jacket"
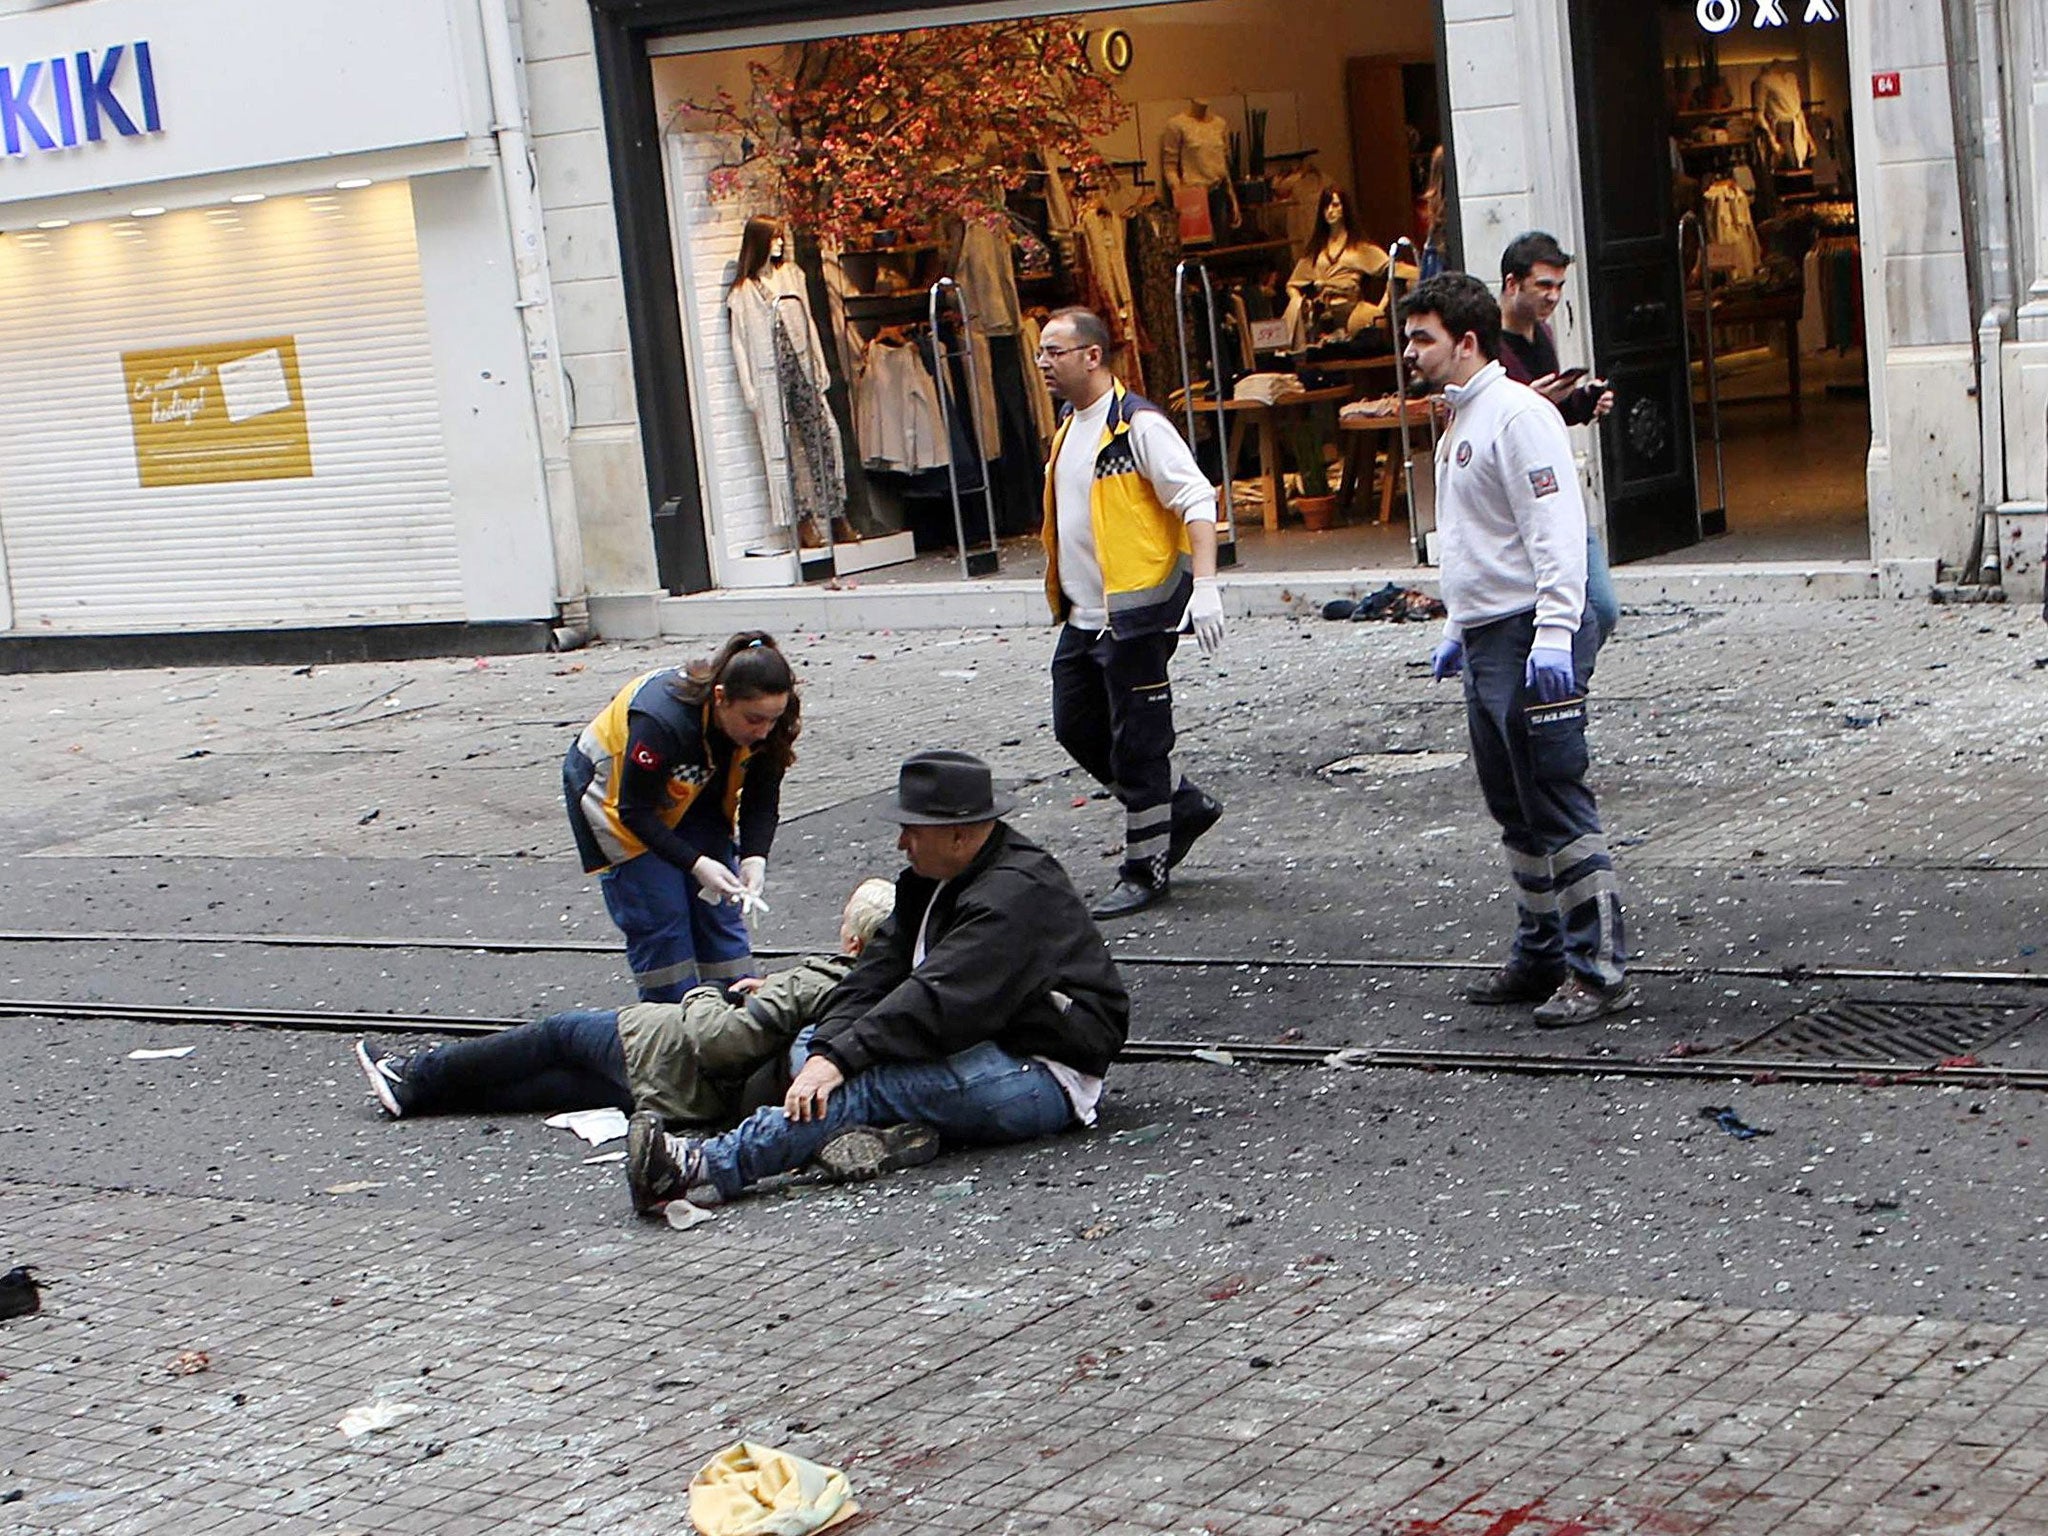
[616,953,852,1127]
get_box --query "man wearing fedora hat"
[626,750,1130,1213]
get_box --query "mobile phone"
[1553,367,1589,385]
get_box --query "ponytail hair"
[673,631,801,770]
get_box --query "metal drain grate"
[1729,999,2038,1064]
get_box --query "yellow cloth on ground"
[689,1441,858,1536]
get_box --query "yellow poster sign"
[123,336,313,489]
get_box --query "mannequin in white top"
[1751,63,1813,171]
[1160,98,1239,234]
[726,215,841,552]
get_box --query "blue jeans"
[694,1041,1075,1200]
[405,1009,631,1115]
[600,849,755,1002]
[1585,529,1620,645]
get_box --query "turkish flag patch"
[629,742,662,770]
[1528,466,1561,498]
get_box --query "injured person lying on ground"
[350,878,896,1127]
[626,749,1131,1214]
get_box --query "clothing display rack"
[926,277,1002,579]
[1171,257,1238,560]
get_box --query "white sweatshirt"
[1433,361,1587,652]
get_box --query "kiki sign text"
[1696,0,1840,30]
[0,41,160,158]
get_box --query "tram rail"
[3,926,2046,991]
[2,996,2043,1092]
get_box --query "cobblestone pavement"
[6,602,2048,1533]
[6,1177,2048,1536]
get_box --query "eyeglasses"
[1034,344,1089,361]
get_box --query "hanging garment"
[1039,148,1079,270]
[1752,65,1813,171]
[1702,180,1762,284]
[728,272,840,535]
[769,297,845,534]
[966,328,1001,462]
[1075,201,1143,392]
[1126,202,1185,406]
[985,332,1048,537]
[854,339,950,473]
[955,217,1023,338]
[1017,314,1057,449]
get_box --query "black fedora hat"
[883,749,1017,825]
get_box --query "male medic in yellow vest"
[1037,306,1225,919]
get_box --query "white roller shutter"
[0,181,465,632]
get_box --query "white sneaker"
[353,1040,411,1118]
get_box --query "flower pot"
[1295,494,1338,532]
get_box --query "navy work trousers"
[1461,609,1626,987]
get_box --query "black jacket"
[808,823,1129,1077]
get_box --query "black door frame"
[588,0,1456,591]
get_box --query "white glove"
[691,856,746,906]
[737,855,770,917]
[1188,577,1225,658]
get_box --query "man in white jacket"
[1397,273,1631,1027]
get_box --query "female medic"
[564,631,799,1000]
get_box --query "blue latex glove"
[1525,645,1576,702]
[1430,638,1464,680]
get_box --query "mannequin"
[1751,62,1813,171]
[1160,98,1238,241]
[1282,186,1392,350]
[726,216,844,552]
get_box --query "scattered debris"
[545,1108,629,1146]
[1109,1123,1168,1146]
[1700,1105,1773,1140]
[127,1046,196,1061]
[337,1399,422,1438]
[1191,1047,1237,1066]
[930,1179,976,1200]
[664,1201,717,1232]
[1320,583,1446,623]
[689,1441,857,1536]
[166,1350,211,1376]
[322,1181,386,1196]
[0,1266,40,1320]
[582,1150,627,1166]
[356,809,380,825]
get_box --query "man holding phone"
[1498,232,1614,425]
[1498,232,1620,640]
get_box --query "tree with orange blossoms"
[682,21,1131,243]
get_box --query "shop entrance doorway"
[1572,0,1873,567]
[644,0,1447,594]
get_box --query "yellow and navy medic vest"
[562,669,751,874]
[1040,381,1196,639]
